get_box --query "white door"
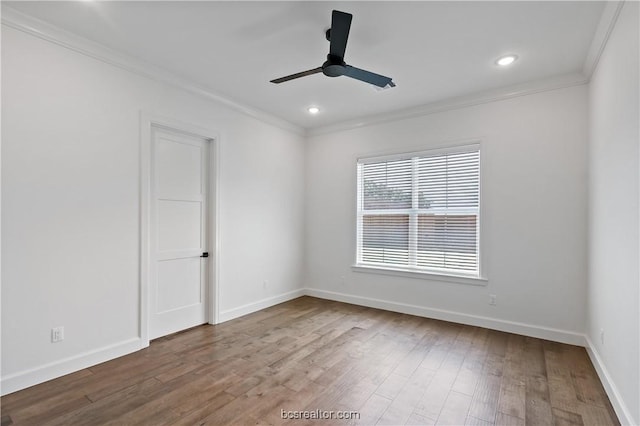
[150,126,209,339]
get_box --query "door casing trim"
[140,111,220,346]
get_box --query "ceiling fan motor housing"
[322,54,346,77]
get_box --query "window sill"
[351,264,488,286]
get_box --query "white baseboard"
[584,336,637,426]
[0,337,145,396]
[5,288,633,426]
[1,289,306,396]
[304,288,586,346]
[217,288,306,323]
[306,288,640,424]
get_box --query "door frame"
[139,111,220,346]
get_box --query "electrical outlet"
[340,276,346,286]
[600,328,604,345]
[263,280,268,289]
[51,326,64,343]
[489,294,497,306]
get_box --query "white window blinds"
[356,145,480,276]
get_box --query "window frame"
[354,143,486,284]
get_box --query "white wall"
[305,85,589,341]
[3,7,638,421]
[587,1,640,424]
[1,26,305,391]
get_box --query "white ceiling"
[5,1,605,130]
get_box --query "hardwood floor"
[1,297,619,425]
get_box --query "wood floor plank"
[436,391,473,425]
[497,335,526,421]
[376,368,429,426]
[154,360,205,383]
[375,372,410,400]
[465,415,494,426]
[495,412,526,426]
[7,393,91,426]
[453,367,483,397]
[0,369,93,414]
[44,377,162,426]
[525,375,554,426]
[355,394,392,426]
[170,372,242,418]
[414,371,456,420]
[497,377,526,420]
[384,365,434,422]
[578,402,620,426]
[468,373,501,423]
[544,343,582,415]
[103,366,237,425]
[170,391,236,426]
[84,353,184,402]
[406,412,436,425]
[572,372,608,406]
[393,341,431,378]
[0,297,620,426]
[377,403,412,425]
[336,373,378,410]
[552,407,585,426]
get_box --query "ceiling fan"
[270,10,396,89]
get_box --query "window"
[356,144,480,278]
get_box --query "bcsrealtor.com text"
[281,409,361,420]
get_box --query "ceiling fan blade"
[329,10,352,59]
[344,65,395,88]
[270,67,323,84]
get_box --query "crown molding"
[307,72,589,137]
[583,0,625,78]
[1,6,305,136]
[306,1,625,137]
[3,3,618,139]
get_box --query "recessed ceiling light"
[307,106,320,114]
[496,55,518,66]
